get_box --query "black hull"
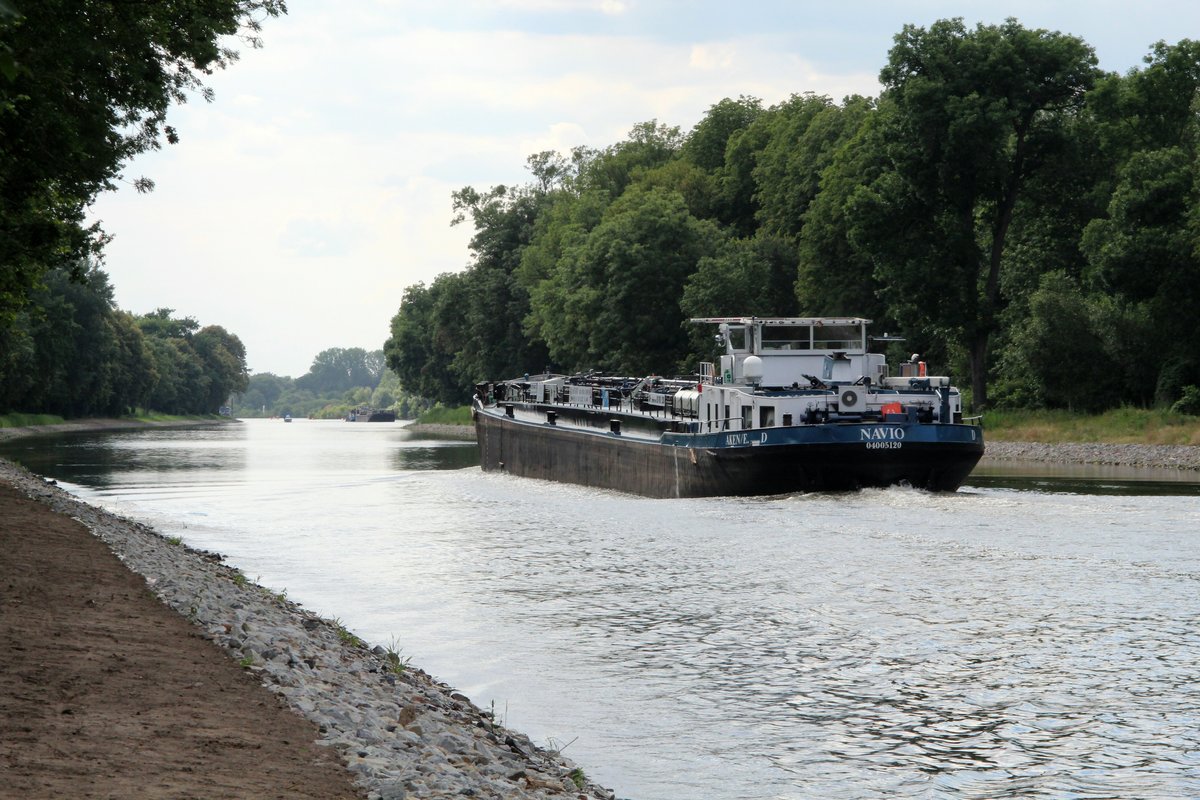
[474,409,983,499]
[349,410,396,422]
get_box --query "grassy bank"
[984,407,1200,445]
[0,413,66,428]
[127,412,226,423]
[1,412,225,428]
[413,405,472,426]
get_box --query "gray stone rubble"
[0,457,614,800]
[984,441,1200,470]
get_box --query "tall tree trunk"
[970,332,989,410]
[971,125,1028,411]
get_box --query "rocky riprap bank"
[984,441,1200,470]
[0,458,614,800]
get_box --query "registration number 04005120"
[865,440,903,450]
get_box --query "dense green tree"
[297,347,380,394]
[0,265,249,417]
[125,308,249,415]
[137,308,200,340]
[384,276,473,404]
[1089,40,1200,161]
[636,159,721,221]
[683,96,764,172]
[1076,41,1200,407]
[576,120,684,199]
[853,18,1099,407]
[792,98,887,320]
[678,96,765,231]
[0,0,286,326]
[446,176,552,388]
[682,233,800,320]
[527,186,724,374]
[192,325,249,410]
[516,188,609,294]
[1081,146,1199,405]
[237,373,281,416]
[108,310,154,414]
[752,93,841,238]
[232,362,423,419]
[0,266,147,416]
[998,271,1120,410]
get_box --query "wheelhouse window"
[761,325,812,351]
[727,326,749,352]
[813,324,862,351]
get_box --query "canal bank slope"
[0,416,238,444]
[0,477,364,800]
[0,432,614,799]
[402,421,477,440]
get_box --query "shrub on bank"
[984,407,1200,445]
[1171,386,1200,416]
[0,413,66,428]
[414,405,473,426]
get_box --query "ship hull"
[348,410,397,422]
[474,404,983,498]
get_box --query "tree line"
[385,20,1200,415]
[234,348,430,419]
[0,265,248,416]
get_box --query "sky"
[87,0,1200,378]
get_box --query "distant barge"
[472,317,984,498]
[346,407,396,423]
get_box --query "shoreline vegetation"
[0,414,236,443]
[402,405,477,440]
[983,408,1200,470]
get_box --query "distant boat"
[283,414,292,423]
[346,406,396,423]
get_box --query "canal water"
[3,419,1198,800]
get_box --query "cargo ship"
[472,317,983,498]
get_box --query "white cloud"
[690,42,737,71]
[473,0,629,12]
